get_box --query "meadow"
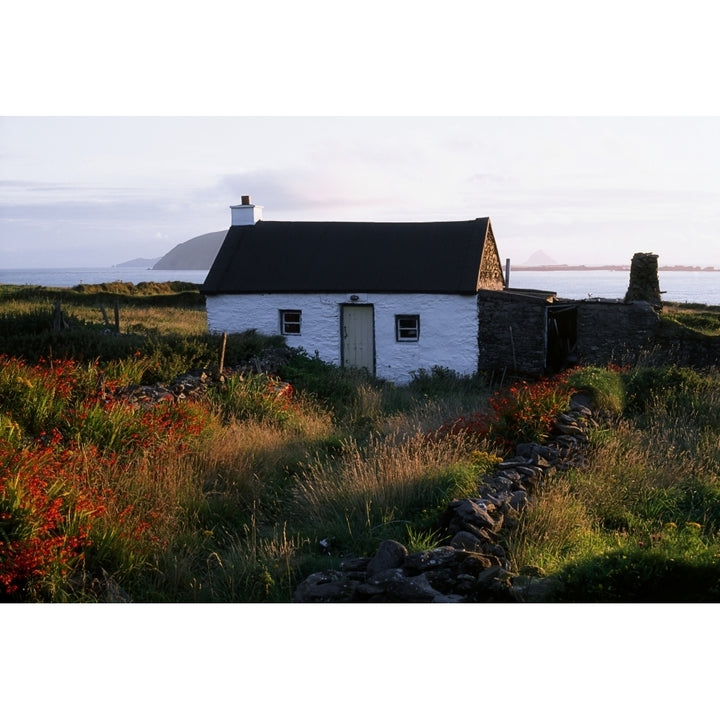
[1,283,719,602]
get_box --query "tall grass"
[504,365,720,600]
[290,430,496,555]
[3,284,720,602]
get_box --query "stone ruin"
[624,252,662,307]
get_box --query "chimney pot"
[242,195,251,205]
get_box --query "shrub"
[209,373,295,426]
[566,365,625,415]
[488,374,572,447]
[279,349,377,417]
[622,366,713,416]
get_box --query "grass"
[505,364,720,600]
[662,302,720,336]
[2,283,720,602]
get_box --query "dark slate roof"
[202,218,494,295]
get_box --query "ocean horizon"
[0,267,718,306]
[0,267,210,288]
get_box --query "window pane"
[281,310,301,335]
[396,315,419,341]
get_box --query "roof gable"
[202,218,504,295]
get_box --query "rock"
[450,531,487,552]
[340,557,371,573]
[366,539,408,578]
[363,568,449,602]
[291,570,359,603]
[443,499,497,530]
[403,546,460,572]
[508,490,529,511]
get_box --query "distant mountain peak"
[521,249,559,266]
[114,257,161,268]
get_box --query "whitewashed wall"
[206,292,479,384]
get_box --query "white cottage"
[202,197,506,384]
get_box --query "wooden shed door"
[342,305,375,374]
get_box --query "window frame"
[395,314,420,342]
[280,309,302,336]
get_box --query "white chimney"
[230,195,263,225]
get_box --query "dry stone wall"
[477,289,552,376]
[574,300,661,367]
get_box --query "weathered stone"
[366,567,406,586]
[369,570,446,602]
[496,468,523,483]
[458,552,498,574]
[403,546,460,572]
[515,464,542,479]
[474,565,505,587]
[366,539,408,578]
[516,442,541,458]
[446,516,494,542]
[449,531,487,552]
[291,571,359,602]
[340,557,371,573]
[498,459,529,469]
[508,490,529,511]
[444,498,497,529]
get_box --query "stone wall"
[625,252,662,306]
[478,290,663,376]
[477,289,553,376]
[575,299,661,366]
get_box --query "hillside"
[114,257,161,268]
[152,230,227,270]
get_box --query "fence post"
[219,332,228,375]
[53,300,69,331]
[113,299,120,333]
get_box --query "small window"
[396,314,420,342]
[280,310,302,335]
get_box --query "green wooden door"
[342,305,375,374]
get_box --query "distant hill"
[114,257,161,268]
[521,249,559,266]
[152,231,227,270]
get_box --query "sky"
[2,115,719,269]
[2,3,720,271]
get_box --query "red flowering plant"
[434,372,573,454]
[0,434,106,601]
[0,354,212,600]
[488,372,573,452]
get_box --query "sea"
[0,267,210,288]
[0,267,718,306]
[511,269,720,306]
